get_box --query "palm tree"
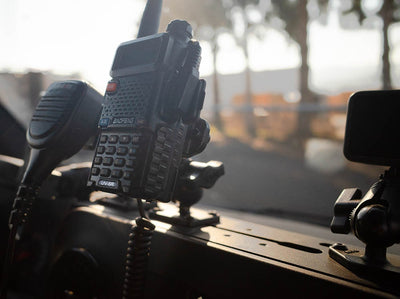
[344,0,400,90]
[266,0,329,142]
[228,0,261,137]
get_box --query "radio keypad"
[100,168,111,177]
[103,157,114,166]
[100,135,108,143]
[97,146,105,154]
[106,146,116,155]
[126,159,135,168]
[114,158,125,167]
[108,135,118,143]
[111,169,123,178]
[128,148,136,156]
[89,132,144,193]
[117,147,128,155]
[120,135,131,144]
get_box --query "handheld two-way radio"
[88,20,208,202]
[86,1,210,297]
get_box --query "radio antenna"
[137,0,163,38]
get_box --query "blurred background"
[1,0,399,226]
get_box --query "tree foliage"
[160,0,231,36]
[266,0,329,43]
[344,0,400,24]
[344,0,400,89]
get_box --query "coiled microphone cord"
[0,184,39,299]
[122,199,155,299]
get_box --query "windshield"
[1,0,396,226]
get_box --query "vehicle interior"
[0,0,400,298]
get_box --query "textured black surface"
[29,82,82,139]
[145,124,185,198]
[101,73,154,120]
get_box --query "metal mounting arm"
[150,159,224,227]
[330,167,400,278]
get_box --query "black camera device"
[87,20,207,202]
[331,89,400,280]
[344,90,400,166]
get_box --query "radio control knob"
[166,20,193,40]
[330,188,362,234]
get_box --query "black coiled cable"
[1,184,39,299]
[122,199,155,299]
